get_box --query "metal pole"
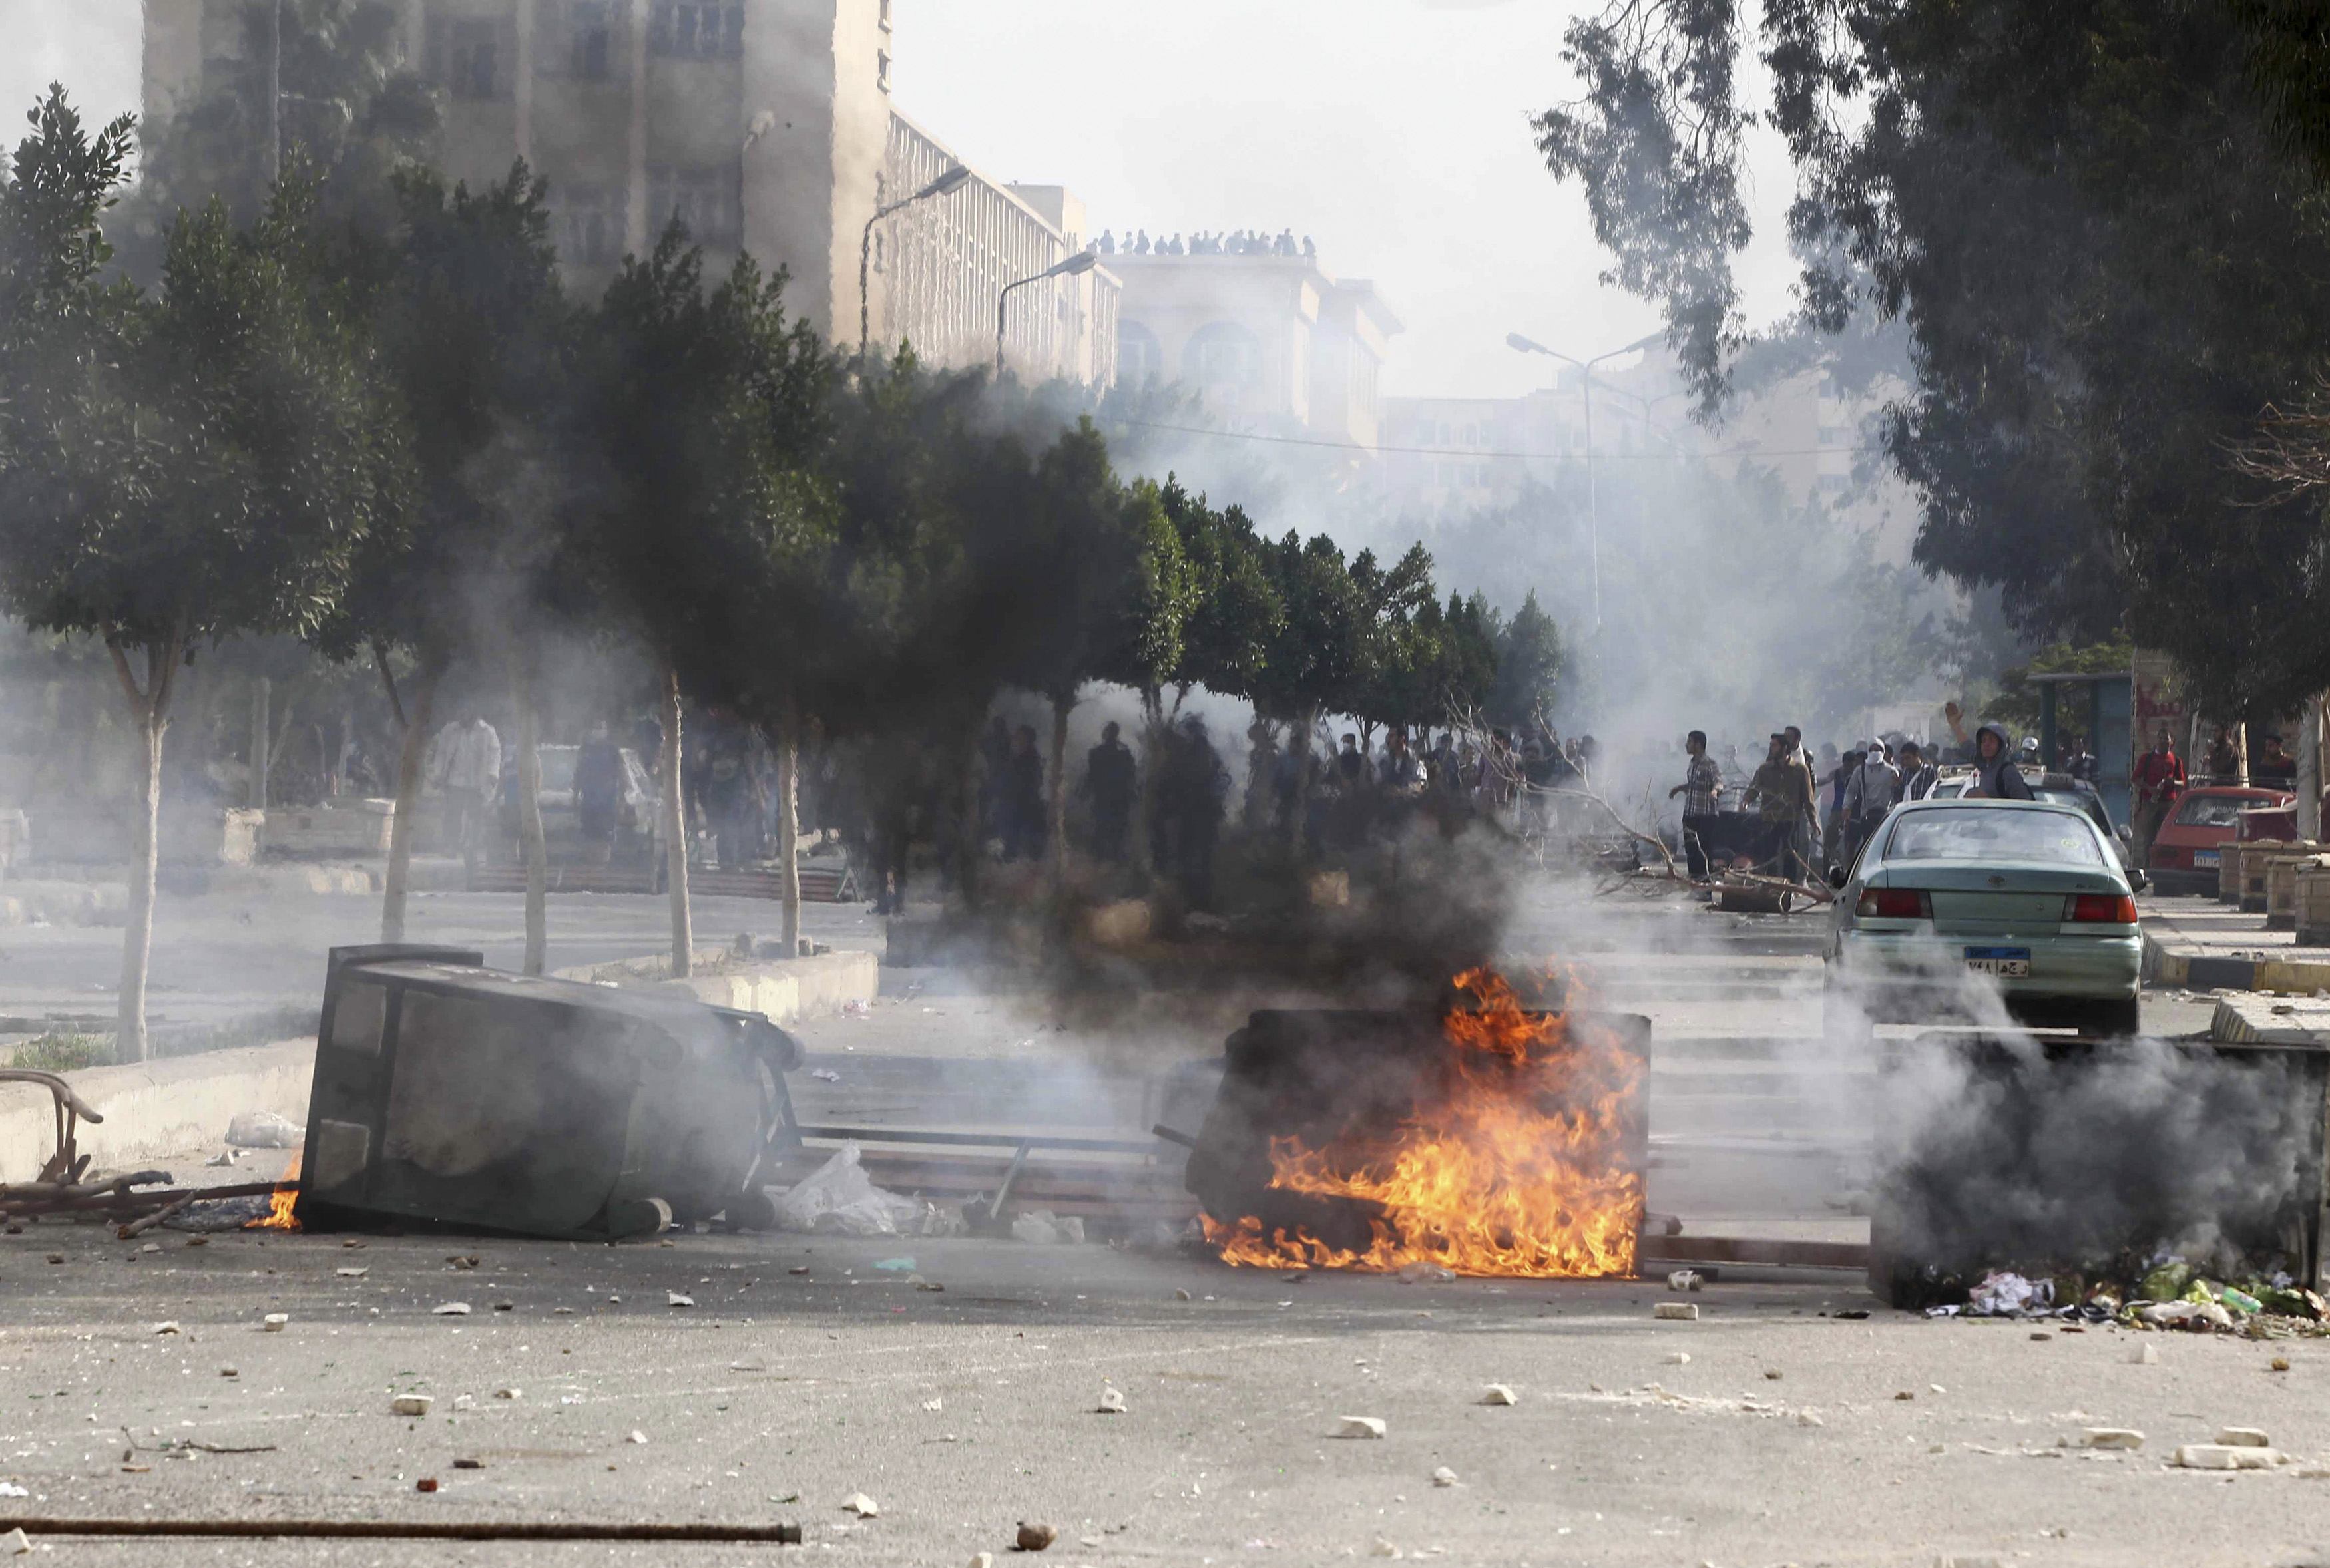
[268,0,282,184]
[995,276,1031,375]
[859,212,879,359]
[1581,370,1599,635]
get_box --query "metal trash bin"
[296,945,804,1239]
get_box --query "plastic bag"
[770,1142,935,1237]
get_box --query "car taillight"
[1857,888,1931,919]
[2066,893,2138,924]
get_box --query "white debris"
[771,1142,957,1237]
[451,1394,477,1412]
[839,1492,879,1517]
[151,1321,180,1335]
[2217,1426,2272,1448]
[2175,1444,2281,1470]
[1431,1466,1459,1487]
[139,1241,160,1255]
[1796,1411,1825,1428]
[2128,1342,2159,1365]
[0,1487,25,1500]
[336,1267,367,1278]
[494,1388,521,1400]
[1664,1352,1692,1365]
[1010,1213,1062,1246]
[433,1302,473,1316]
[1479,1384,1518,1406]
[1666,1270,1703,1292]
[2080,1429,2144,1450]
[921,1398,943,1412]
[626,1430,648,1445]
[969,1555,994,1568]
[204,1149,241,1167]
[262,1314,288,1332]
[391,1394,433,1416]
[1397,1262,1455,1284]
[2137,1300,2232,1330]
[226,1110,302,1148]
[1655,1302,1699,1321]
[1098,1386,1127,1414]
[1369,1537,1402,1558]
[0,1527,26,1555]
[809,1068,842,1082]
[667,1292,695,1308]
[1339,1416,1388,1439]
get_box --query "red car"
[2146,785,2295,894]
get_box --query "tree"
[0,89,398,1058]
[579,225,835,966]
[1484,591,1563,731]
[1537,0,2330,717]
[316,163,569,952]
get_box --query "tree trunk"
[2234,721,2251,789]
[1048,693,1072,892]
[2303,699,2325,841]
[955,729,983,911]
[1289,707,1319,859]
[776,693,803,956]
[379,651,441,944]
[512,650,548,976]
[107,635,182,1065]
[1133,687,1163,878]
[663,666,692,978]
[248,676,270,811]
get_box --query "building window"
[1186,321,1262,391]
[1464,423,1479,447]
[650,2,743,58]
[879,0,893,29]
[449,17,499,98]
[560,184,619,266]
[648,162,743,248]
[1117,322,1162,383]
[1437,422,1451,445]
[567,0,612,79]
[877,49,891,91]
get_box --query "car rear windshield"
[1881,808,2106,866]
[2174,793,2269,828]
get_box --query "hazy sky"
[7,0,1801,399]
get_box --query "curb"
[2144,933,2330,996]
[551,949,877,1027]
[0,1037,314,1185]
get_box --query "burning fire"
[1204,969,1644,1277]
[248,1145,302,1231]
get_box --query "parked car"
[2143,784,2295,894]
[1824,798,2143,1039]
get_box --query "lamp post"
[996,250,1099,377]
[1505,330,1660,636]
[858,164,972,359]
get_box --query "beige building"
[1109,250,1400,450]
[140,0,1116,383]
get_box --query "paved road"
[0,1225,2320,1567]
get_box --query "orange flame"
[247,1145,302,1231]
[1205,968,1644,1278]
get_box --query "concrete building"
[140,0,1116,383]
[1382,348,1921,566]
[1108,250,1400,451]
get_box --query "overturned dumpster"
[296,945,803,1239]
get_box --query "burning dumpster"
[1184,970,1650,1276]
[1869,1029,2330,1308]
[296,945,804,1239]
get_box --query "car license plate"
[2194,850,2221,869]
[1965,946,2032,977]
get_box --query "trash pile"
[770,1143,967,1239]
[1923,1253,2330,1336]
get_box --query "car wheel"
[2078,999,2142,1039]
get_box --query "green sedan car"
[1824,798,2143,1038]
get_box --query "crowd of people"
[1095,228,1315,259]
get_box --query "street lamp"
[1505,329,1660,636]
[996,250,1100,376]
[859,164,973,358]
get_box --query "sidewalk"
[2139,891,2330,994]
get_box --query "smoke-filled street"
[12,0,2330,1563]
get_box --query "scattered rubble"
[225,1110,300,1148]
[1369,1537,1401,1558]
[1015,1521,1057,1551]
[2175,1444,2283,1470]
[432,1302,473,1316]
[2217,1426,2271,1447]
[1666,1271,1702,1292]
[840,1493,878,1518]
[391,1395,432,1416]
[668,1292,695,1308]
[1338,1416,1388,1439]
[0,1527,25,1555]
[262,1314,288,1332]
[1664,1352,1691,1365]
[1430,1466,1459,1487]
[1097,1386,1126,1414]
[2079,1429,2144,1450]
[2129,1342,2159,1365]
[1397,1262,1455,1284]
[1654,1302,1698,1321]
[1479,1385,1517,1406]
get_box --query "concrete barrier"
[553,949,875,1026]
[0,1036,315,1184]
